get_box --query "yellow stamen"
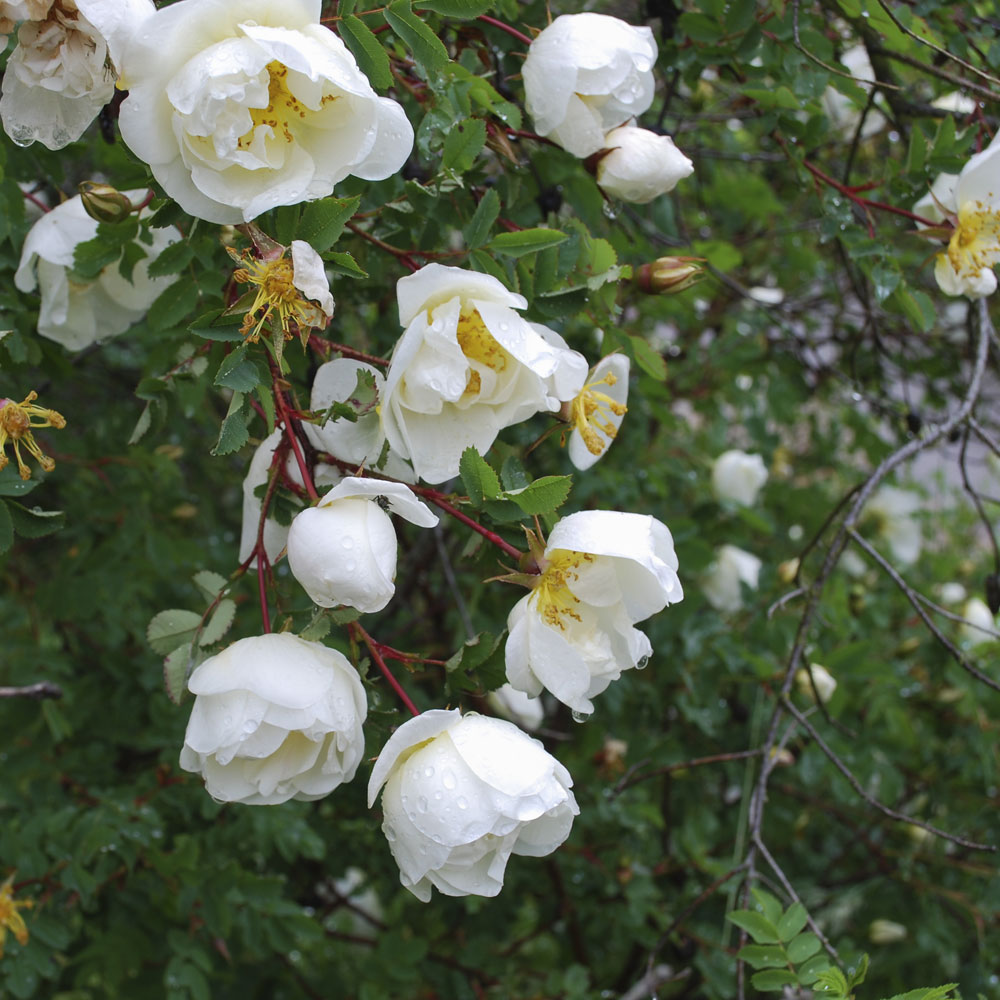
[0,391,65,480]
[229,250,312,342]
[942,199,1000,280]
[238,61,338,149]
[569,373,627,456]
[455,308,509,397]
[532,549,595,630]
[0,874,33,957]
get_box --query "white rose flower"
[959,596,997,647]
[13,191,180,350]
[596,126,693,204]
[566,353,629,471]
[703,544,761,613]
[794,663,837,704]
[929,129,1000,297]
[505,510,683,715]
[711,450,768,506]
[367,709,578,901]
[117,0,413,224]
[487,683,544,732]
[866,486,922,565]
[522,12,656,158]
[820,44,886,139]
[382,263,586,484]
[180,632,367,805]
[287,477,437,612]
[303,358,385,466]
[1,0,153,149]
[913,173,959,227]
[936,581,967,606]
[868,919,907,944]
[238,428,342,567]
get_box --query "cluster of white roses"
[522,12,694,204]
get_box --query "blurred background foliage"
[2,0,1000,997]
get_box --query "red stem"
[413,488,524,562]
[353,623,419,717]
[21,188,49,213]
[257,550,272,634]
[268,357,319,501]
[477,13,532,46]
[308,333,389,367]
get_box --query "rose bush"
[179,632,367,805]
[117,0,413,223]
[367,709,578,901]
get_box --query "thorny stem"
[308,333,389,367]
[352,622,419,717]
[412,486,525,562]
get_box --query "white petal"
[291,240,334,319]
[317,476,438,527]
[367,708,461,806]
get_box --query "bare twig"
[0,682,62,699]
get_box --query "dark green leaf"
[212,391,251,456]
[6,501,64,539]
[146,239,195,278]
[147,609,203,655]
[488,228,568,258]
[750,969,799,991]
[777,902,808,941]
[505,475,572,516]
[384,0,449,71]
[214,346,264,393]
[442,118,487,173]
[727,909,781,944]
[296,195,361,252]
[627,334,668,381]
[786,931,821,963]
[736,944,788,969]
[464,188,500,248]
[414,0,494,16]
[147,278,200,332]
[459,446,502,506]
[339,15,393,90]
[0,500,12,553]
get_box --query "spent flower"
[0,390,65,480]
[0,874,32,957]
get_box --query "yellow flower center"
[231,254,312,342]
[0,391,66,480]
[569,372,627,456]
[533,549,595,631]
[239,62,337,149]
[943,199,1000,279]
[0,876,32,957]
[455,308,509,397]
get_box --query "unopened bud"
[78,181,134,224]
[795,663,837,704]
[778,558,800,584]
[868,919,907,944]
[635,256,706,295]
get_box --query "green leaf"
[163,642,195,705]
[796,953,832,985]
[459,447,502,506]
[296,195,362,252]
[489,228,568,258]
[0,500,13,554]
[736,944,788,969]
[813,967,850,995]
[147,278,200,332]
[129,402,154,445]
[384,0,449,71]
[189,307,246,342]
[414,0,494,16]
[883,988,959,1000]
[505,475,572,516]
[500,454,529,492]
[214,346,264,393]
[147,609,203,655]
[464,188,500,248]
[199,599,236,646]
[146,239,195,278]
[339,15,393,90]
[442,117,487,173]
[445,630,504,673]
[300,609,332,642]
[627,334,668,381]
[750,889,784,926]
[727,909,781,944]
[786,931,821,964]
[193,570,228,604]
[750,969,800,991]
[325,250,368,278]
[212,391,251,457]
[6,501,64,539]
[777,902,808,942]
[71,237,122,280]
[0,468,39,497]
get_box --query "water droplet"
[423,765,435,778]
[571,710,591,724]
[417,795,428,813]
[433,790,443,800]
[635,655,649,671]
[456,796,468,810]
[342,536,354,549]
[442,769,456,789]
[345,559,356,571]
[602,201,617,220]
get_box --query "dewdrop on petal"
[0,391,65,479]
